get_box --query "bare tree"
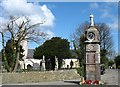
[95,23,113,54]
[0,16,47,72]
[71,21,89,49]
[71,22,113,59]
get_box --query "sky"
[0,0,119,54]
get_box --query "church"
[19,44,79,71]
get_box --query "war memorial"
[84,14,101,81]
[0,1,119,86]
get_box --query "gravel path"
[101,69,118,85]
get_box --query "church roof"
[27,49,34,59]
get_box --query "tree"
[2,39,24,72]
[108,60,114,67]
[71,22,89,67]
[71,22,113,66]
[34,37,71,70]
[114,55,120,69]
[0,23,9,72]
[0,16,46,72]
[101,56,109,68]
[96,23,113,52]
[72,34,86,67]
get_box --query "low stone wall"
[2,69,80,84]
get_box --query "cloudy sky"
[0,0,119,53]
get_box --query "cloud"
[108,18,118,30]
[89,2,118,30]
[0,17,7,25]
[100,9,118,30]
[0,0,55,38]
[90,2,99,9]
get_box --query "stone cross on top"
[90,14,94,26]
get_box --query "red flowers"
[85,80,92,84]
[80,79,100,85]
[93,80,99,84]
[79,77,105,85]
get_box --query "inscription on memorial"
[86,53,95,64]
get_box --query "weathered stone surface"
[84,15,101,80]
[2,69,80,84]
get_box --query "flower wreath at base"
[79,79,106,85]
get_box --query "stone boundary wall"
[2,69,80,84]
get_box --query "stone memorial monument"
[84,14,101,80]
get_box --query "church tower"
[19,34,28,69]
[21,39,28,60]
[84,14,101,80]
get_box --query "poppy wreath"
[79,80,105,85]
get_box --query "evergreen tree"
[2,39,24,72]
[114,55,120,69]
[34,37,71,70]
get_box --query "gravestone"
[84,14,101,80]
[55,56,58,70]
[42,55,46,71]
[33,63,39,70]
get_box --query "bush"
[76,66,84,76]
[114,55,120,69]
[117,66,120,69]
[101,57,109,68]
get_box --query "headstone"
[55,56,58,70]
[33,63,39,70]
[70,60,73,69]
[42,55,46,71]
[62,59,65,69]
[84,14,101,80]
[40,61,42,71]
